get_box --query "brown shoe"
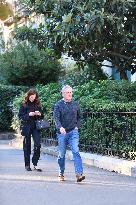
[76,174,85,182]
[58,175,65,181]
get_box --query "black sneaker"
[34,166,42,172]
[76,174,85,182]
[25,166,32,171]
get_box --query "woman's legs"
[23,136,31,169]
[32,129,41,167]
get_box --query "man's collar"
[62,98,72,103]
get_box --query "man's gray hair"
[61,85,73,93]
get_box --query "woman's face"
[29,94,36,102]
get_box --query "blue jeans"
[57,129,83,176]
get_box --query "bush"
[0,42,62,86]
[74,80,136,109]
[12,80,136,126]
[0,84,27,131]
[62,64,107,87]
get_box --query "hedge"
[0,84,27,131]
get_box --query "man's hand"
[60,127,66,135]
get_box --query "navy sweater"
[53,99,81,133]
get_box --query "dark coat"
[18,102,43,136]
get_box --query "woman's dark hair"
[22,89,41,107]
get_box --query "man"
[53,85,85,182]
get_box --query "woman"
[18,89,43,172]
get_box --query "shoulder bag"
[36,119,50,130]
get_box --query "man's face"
[62,88,73,102]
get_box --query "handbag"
[35,119,50,130]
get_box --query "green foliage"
[20,0,136,79]
[14,26,48,50]
[36,83,61,113]
[0,42,62,86]
[62,63,107,86]
[74,80,136,110]
[12,80,136,125]
[13,80,136,115]
[0,84,27,131]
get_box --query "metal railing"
[80,111,136,160]
[41,129,57,146]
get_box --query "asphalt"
[1,140,136,205]
[10,136,136,177]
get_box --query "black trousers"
[23,128,41,167]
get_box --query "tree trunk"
[120,70,128,80]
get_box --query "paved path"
[0,140,136,205]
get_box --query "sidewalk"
[1,139,136,205]
[10,136,136,178]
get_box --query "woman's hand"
[35,111,41,116]
[29,112,35,116]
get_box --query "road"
[0,140,136,205]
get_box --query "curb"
[0,132,15,140]
[42,146,136,177]
[9,134,23,148]
[10,138,136,177]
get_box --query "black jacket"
[18,101,43,136]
